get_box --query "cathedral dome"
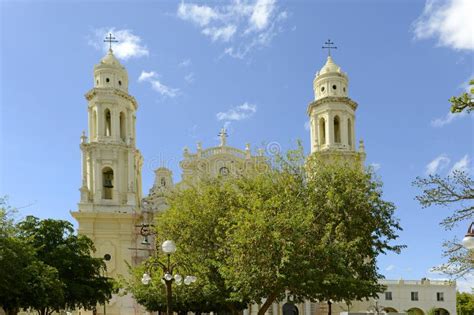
[99,50,123,68]
[317,56,346,77]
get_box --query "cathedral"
[71,46,380,315]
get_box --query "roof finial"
[104,33,118,52]
[322,39,337,57]
[218,128,228,147]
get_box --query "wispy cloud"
[431,110,467,127]
[217,102,257,122]
[304,121,310,131]
[178,59,192,67]
[370,163,381,172]
[138,71,179,98]
[184,72,195,84]
[203,25,237,42]
[449,154,471,174]
[385,264,396,272]
[176,0,288,59]
[413,0,474,51]
[88,28,149,60]
[426,154,451,175]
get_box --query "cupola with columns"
[307,40,365,164]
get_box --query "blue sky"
[1,0,473,291]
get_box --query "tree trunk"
[327,301,332,315]
[5,307,19,315]
[257,290,280,315]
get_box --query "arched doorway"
[282,302,299,315]
[434,308,449,315]
[407,308,424,315]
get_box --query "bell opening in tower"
[102,167,114,200]
[105,109,112,137]
[334,116,341,143]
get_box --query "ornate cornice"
[307,96,358,115]
[85,88,138,110]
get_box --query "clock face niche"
[219,166,230,176]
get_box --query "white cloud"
[304,121,310,131]
[178,59,191,67]
[184,72,195,83]
[89,28,149,60]
[249,0,276,31]
[385,264,396,272]
[457,273,474,292]
[413,0,474,51]
[449,154,470,174]
[370,163,381,172]
[176,1,287,59]
[202,25,237,42]
[138,71,179,98]
[426,154,451,175]
[431,110,467,127]
[217,102,257,121]
[138,71,156,82]
[177,3,219,27]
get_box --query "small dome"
[100,49,122,68]
[317,56,344,76]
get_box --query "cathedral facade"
[71,48,367,315]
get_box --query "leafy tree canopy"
[130,146,403,315]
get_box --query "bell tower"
[71,37,143,315]
[307,41,365,164]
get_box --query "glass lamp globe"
[190,276,197,283]
[462,223,474,250]
[164,273,173,281]
[174,274,183,284]
[162,240,177,254]
[184,276,192,285]
[141,273,151,285]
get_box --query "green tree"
[0,198,63,315]
[457,291,474,315]
[17,216,115,314]
[221,152,403,315]
[130,147,403,315]
[450,79,473,113]
[128,177,249,314]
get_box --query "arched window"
[92,110,97,139]
[319,117,326,145]
[347,118,352,147]
[102,167,114,200]
[161,178,166,187]
[334,116,341,143]
[104,109,112,136]
[119,112,126,141]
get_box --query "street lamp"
[462,222,474,250]
[141,240,196,315]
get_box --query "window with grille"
[437,292,444,301]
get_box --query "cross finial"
[104,33,118,52]
[322,39,337,57]
[218,128,228,147]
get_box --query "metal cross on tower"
[104,33,118,51]
[322,39,337,56]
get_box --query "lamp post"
[462,222,474,250]
[141,240,196,315]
